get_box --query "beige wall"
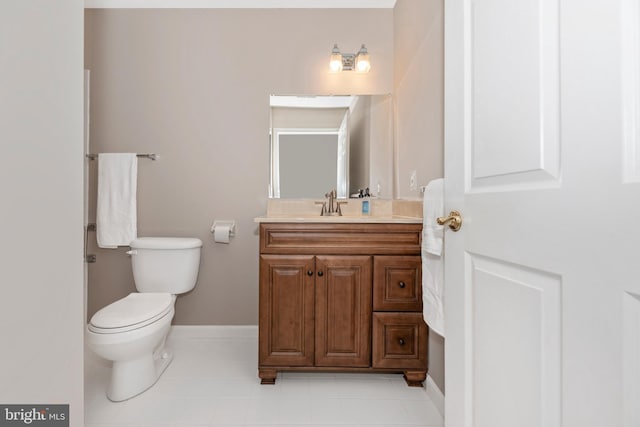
[394,0,444,199]
[1,0,85,422]
[394,0,445,393]
[85,9,393,324]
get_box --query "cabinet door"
[315,255,372,367]
[259,255,315,366]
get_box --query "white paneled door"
[444,1,640,427]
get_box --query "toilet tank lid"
[130,237,203,249]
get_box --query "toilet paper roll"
[214,225,231,244]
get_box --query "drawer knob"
[398,281,406,288]
[398,338,405,346]
[317,271,324,277]
[307,270,314,276]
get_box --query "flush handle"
[126,250,137,256]
[436,210,463,232]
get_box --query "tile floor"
[85,327,443,427]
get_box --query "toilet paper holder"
[210,220,236,237]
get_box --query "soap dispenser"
[361,187,371,216]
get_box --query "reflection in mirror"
[269,95,393,199]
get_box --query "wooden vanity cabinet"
[258,254,372,370]
[258,222,427,386]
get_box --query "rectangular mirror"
[269,94,393,199]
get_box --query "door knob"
[436,210,462,232]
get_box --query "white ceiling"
[85,0,396,8]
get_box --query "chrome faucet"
[326,190,336,214]
[315,189,347,216]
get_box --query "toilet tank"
[129,237,203,294]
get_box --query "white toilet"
[86,237,203,402]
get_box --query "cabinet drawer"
[373,256,422,311]
[372,313,428,369]
[260,223,422,255]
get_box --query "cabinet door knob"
[317,271,324,277]
[398,281,406,288]
[307,270,314,276]
[398,338,405,346]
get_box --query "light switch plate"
[410,170,418,191]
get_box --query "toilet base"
[107,347,173,402]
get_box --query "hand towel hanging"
[422,178,445,337]
[96,153,138,248]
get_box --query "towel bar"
[85,223,96,264]
[86,153,157,161]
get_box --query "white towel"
[422,178,445,337]
[96,153,138,248]
[423,178,444,256]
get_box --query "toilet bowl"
[86,237,202,401]
[87,293,175,401]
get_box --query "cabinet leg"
[403,370,426,387]
[259,368,277,385]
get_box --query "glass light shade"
[330,54,343,72]
[355,45,371,73]
[329,44,343,73]
[355,54,371,73]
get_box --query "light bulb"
[329,44,343,73]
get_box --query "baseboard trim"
[425,374,445,417]
[168,324,258,339]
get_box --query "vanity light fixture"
[329,44,371,73]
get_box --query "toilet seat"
[89,293,174,334]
